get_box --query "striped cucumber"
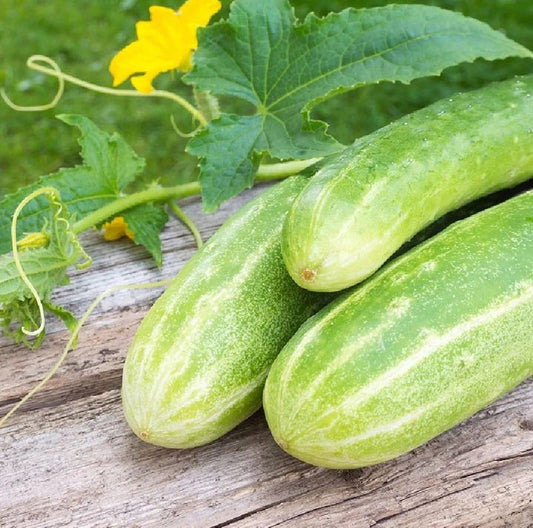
[264,190,533,469]
[122,177,329,448]
[282,75,533,292]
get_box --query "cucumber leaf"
[186,0,533,212]
[0,114,145,255]
[122,203,169,267]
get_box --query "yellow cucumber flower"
[103,217,135,242]
[109,0,221,94]
[17,232,49,251]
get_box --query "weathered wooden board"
[1,186,532,528]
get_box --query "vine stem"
[256,158,322,180]
[73,157,321,235]
[1,55,208,126]
[72,183,200,234]
[169,202,203,248]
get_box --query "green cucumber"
[264,190,533,469]
[282,75,533,292]
[122,177,328,448]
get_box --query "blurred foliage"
[1,0,532,196]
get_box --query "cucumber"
[264,190,533,469]
[122,177,329,448]
[282,75,533,292]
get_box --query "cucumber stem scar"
[301,268,317,282]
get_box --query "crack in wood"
[373,483,478,527]
[268,494,372,528]
[0,368,123,415]
[211,488,337,528]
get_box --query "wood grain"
[1,187,532,528]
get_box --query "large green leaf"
[186,0,532,212]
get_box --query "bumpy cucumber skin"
[265,190,533,469]
[122,178,328,448]
[283,75,533,292]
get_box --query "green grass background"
[1,0,532,196]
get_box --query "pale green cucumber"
[264,190,533,469]
[282,75,533,292]
[122,177,329,448]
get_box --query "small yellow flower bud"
[103,217,135,242]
